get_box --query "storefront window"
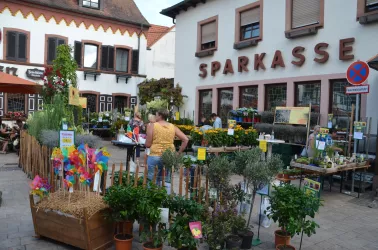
[199,90,212,121]
[295,81,321,113]
[82,94,97,113]
[114,96,128,112]
[218,88,233,126]
[240,86,258,109]
[265,84,287,111]
[7,94,25,112]
[330,79,357,117]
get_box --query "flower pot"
[114,233,133,250]
[143,242,163,250]
[225,235,242,250]
[276,244,296,250]
[247,117,252,123]
[243,117,248,123]
[238,230,254,249]
[275,230,291,247]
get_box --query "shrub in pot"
[103,185,139,250]
[141,223,167,250]
[266,184,322,249]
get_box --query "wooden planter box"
[29,195,113,250]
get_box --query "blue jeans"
[147,156,172,185]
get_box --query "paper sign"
[62,124,68,131]
[320,128,329,135]
[93,171,100,192]
[99,117,103,122]
[303,178,321,198]
[159,208,169,225]
[259,140,267,153]
[227,129,234,136]
[327,122,332,129]
[354,132,363,140]
[79,97,87,109]
[256,184,269,196]
[189,222,203,239]
[228,119,236,129]
[316,140,326,150]
[197,148,206,161]
[69,187,73,193]
[68,86,80,106]
[59,131,75,148]
[125,117,130,121]
[209,188,217,199]
[175,112,180,121]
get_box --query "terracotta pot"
[114,234,133,250]
[274,230,291,247]
[143,242,163,250]
[276,244,296,250]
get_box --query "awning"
[0,72,42,94]
[367,54,378,71]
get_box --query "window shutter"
[201,21,216,44]
[101,46,109,70]
[6,31,17,60]
[108,46,115,71]
[240,7,260,26]
[47,38,57,65]
[366,0,378,5]
[292,0,320,29]
[18,33,27,61]
[74,41,82,67]
[131,49,139,74]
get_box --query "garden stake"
[110,164,115,186]
[119,162,123,185]
[162,167,165,187]
[198,165,202,203]
[193,167,198,200]
[134,164,139,187]
[152,166,158,184]
[205,172,209,205]
[185,168,189,199]
[179,167,183,196]
[171,166,174,196]
[127,163,131,185]
[143,165,148,187]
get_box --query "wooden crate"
[29,195,113,250]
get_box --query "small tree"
[242,147,283,225]
[208,156,234,197]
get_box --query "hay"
[35,191,108,219]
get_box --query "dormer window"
[83,0,99,9]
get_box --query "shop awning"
[0,72,42,94]
[367,54,378,71]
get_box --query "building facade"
[162,0,378,132]
[0,0,150,116]
[146,24,176,80]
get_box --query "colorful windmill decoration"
[64,175,75,189]
[93,148,110,174]
[51,147,63,175]
[79,172,92,187]
[64,164,77,176]
[30,175,51,198]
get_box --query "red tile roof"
[21,0,149,27]
[147,24,175,48]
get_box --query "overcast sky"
[134,0,181,27]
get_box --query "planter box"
[29,195,113,250]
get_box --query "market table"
[111,140,145,171]
[290,161,370,198]
[257,139,285,158]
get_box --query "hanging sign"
[26,68,44,79]
[197,147,206,161]
[59,130,75,148]
[175,112,180,121]
[346,61,370,86]
[259,140,267,153]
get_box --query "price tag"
[189,222,203,239]
[125,117,130,121]
[227,129,234,136]
[99,117,103,122]
[175,112,180,121]
[316,140,326,150]
[354,132,363,140]
[159,208,169,226]
[327,122,332,129]
[259,140,267,153]
[197,148,206,161]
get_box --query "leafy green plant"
[266,184,322,243]
[161,149,183,171]
[141,223,167,248]
[207,156,234,193]
[136,185,168,226]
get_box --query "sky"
[134,0,182,27]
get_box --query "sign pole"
[354,94,360,154]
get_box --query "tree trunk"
[247,190,257,226]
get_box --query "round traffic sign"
[347,61,370,86]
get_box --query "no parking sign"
[346,61,370,85]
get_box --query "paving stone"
[8,230,34,239]
[20,236,40,245]
[0,237,21,248]
[24,241,59,250]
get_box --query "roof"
[160,0,208,19]
[146,24,175,48]
[0,72,42,94]
[21,0,150,27]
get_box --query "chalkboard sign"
[274,107,310,125]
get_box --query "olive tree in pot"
[103,185,139,250]
[266,184,322,250]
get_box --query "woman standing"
[128,112,145,165]
[145,109,188,184]
[306,125,320,158]
[143,114,156,167]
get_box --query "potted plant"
[266,184,322,249]
[103,185,139,250]
[141,223,167,250]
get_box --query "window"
[218,88,234,126]
[116,48,129,72]
[295,82,321,113]
[201,21,216,50]
[330,79,358,117]
[82,94,97,113]
[199,90,212,122]
[84,44,99,69]
[240,86,258,109]
[6,30,28,62]
[366,0,378,12]
[292,0,321,29]
[83,0,99,9]
[265,84,287,111]
[240,7,260,40]
[101,46,114,71]
[47,37,66,65]
[7,94,25,112]
[114,96,128,112]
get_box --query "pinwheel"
[30,175,51,198]
[64,175,75,189]
[79,172,92,186]
[64,164,77,176]
[51,147,63,175]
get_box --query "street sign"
[345,85,370,95]
[347,61,370,85]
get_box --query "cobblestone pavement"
[1,144,378,250]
